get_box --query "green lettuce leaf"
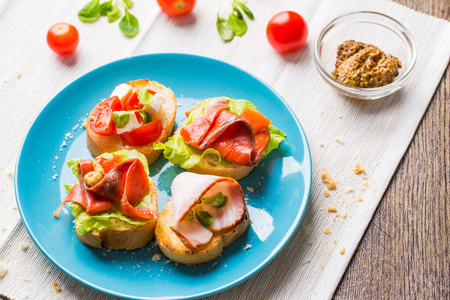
[156,99,285,169]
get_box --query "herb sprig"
[78,0,139,38]
[183,192,229,228]
[216,0,254,42]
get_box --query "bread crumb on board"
[334,138,345,144]
[323,190,330,197]
[341,212,348,218]
[52,281,61,292]
[327,206,337,213]
[339,248,345,255]
[321,169,336,190]
[323,228,331,234]
[17,73,22,79]
[353,163,365,174]
[0,261,8,279]
[20,241,29,251]
[357,196,363,202]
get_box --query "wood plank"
[334,0,450,298]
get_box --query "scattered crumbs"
[345,187,354,194]
[324,228,331,234]
[55,156,59,160]
[302,224,312,237]
[163,259,171,265]
[52,174,58,180]
[339,248,345,255]
[12,206,17,210]
[151,240,158,246]
[336,213,340,217]
[318,141,324,148]
[243,244,252,250]
[334,137,345,145]
[357,196,363,202]
[65,132,73,140]
[321,169,336,190]
[175,263,179,267]
[341,212,348,218]
[246,187,254,193]
[334,240,337,244]
[301,259,311,265]
[82,122,87,128]
[353,163,365,174]
[224,264,227,268]
[244,197,250,202]
[52,281,62,292]
[364,181,369,187]
[152,254,161,262]
[320,264,324,269]
[211,262,217,268]
[332,215,337,222]
[337,115,343,119]
[0,225,6,232]
[0,261,8,278]
[22,277,31,282]
[323,190,330,197]
[20,241,29,251]
[7,170,14,178]
[18,73,22,79]
[258,182,261,186]
[327,206,337,213]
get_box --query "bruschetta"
[54,150,159,250]
[87,79,177,165]
[154,97,285,179]
[155,172,250,265]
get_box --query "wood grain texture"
[334,0,450,298]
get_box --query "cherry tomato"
[89,96,122,136]
[266,11,308,53]
[120,119,163,146]
[157,0,196,17]
[47,23,79,55]
[122,93,141,111]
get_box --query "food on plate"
[331,40,402,88]
[266,11,308,53]
[47,23,79,55]
[53,150,159,250]
[157,0,196,17]
[155,172,250,264]
[87,79,176,165]
[216,0,254,42]
[154,97,286,180]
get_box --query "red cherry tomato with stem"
[47,23,79,55]
[157,0,196,17]
[89,96,122,136]
[120,119,163,146]
[266,11,308,53]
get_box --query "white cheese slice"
[110,84,133,102]
[143,92,166,117]
[115,112,140,135]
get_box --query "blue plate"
[15,54,311,299]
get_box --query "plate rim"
[15,53,312,299]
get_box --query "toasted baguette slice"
[180,97,254,180]
[87,79,177,165]
[155,198,250,265]
[75,176,158,250]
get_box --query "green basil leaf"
[112,111,130,128]
[227,12,247,36]
[195,209,213,228]
[100,0,113,15]
[216,17,234,42]
[78,0,101,23]
[235,1,254,20]
[122,0,133,9]
[107,4,121,22]
[139,110,152,124]
[137,88,154,105]
[202,192,228,208]
[119,8,139,38]
[184,210,195,221]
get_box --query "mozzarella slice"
[110,84,133,102]
[143,92,166,117]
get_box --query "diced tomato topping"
[119,119,162,146]
[122,92,141,111]
[89,96,122,136]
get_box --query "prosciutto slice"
[170,172,246,249]
[54,158,158,219]
[180,103,271,167]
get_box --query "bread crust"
[155,198,250,265]
[86,79,177,165]
[179,97,254,180]
[75,175,158,250]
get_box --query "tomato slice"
[122,89,156,111]
[119,119,163,146]
[89,96,122,136]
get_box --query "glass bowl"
[314,11,416,100]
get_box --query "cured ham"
[54,157,157,219]
[170,172,246,249]
[180,102,271,167]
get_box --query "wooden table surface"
[334,0,449,298]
